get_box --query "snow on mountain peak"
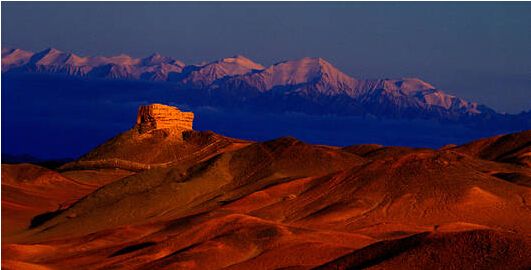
[29,48,69,65]
[385,78,436,94]
[178,55,264,87]
[231,57,357,93]
[1,47,492,117]
[1,48,33,68]
[218,55,264,70]
[42,47,62,54]
[142,53,178,66]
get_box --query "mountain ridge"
[2,47,529,124]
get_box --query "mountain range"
[5,47,528,124]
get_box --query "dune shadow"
[29,209,65,229]
[109,242,157,257]
[314,232,430,270]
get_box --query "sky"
[2,2,531,113]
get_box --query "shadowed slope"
[23,137,365,241]
[452,130,531,167]
[315,230,531,270]
[342,144,429,160]
[2,213,374,270]
[225,149,531,234]
[2,164,99,235]
[63,130,247,169]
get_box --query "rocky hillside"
[60,104,249,168]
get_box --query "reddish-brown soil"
[2,129,530,269]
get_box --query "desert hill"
[2,104,530,269]
[24,135,366,240]
[59,104,250,171]
[451,130,531,167]
[1,163,124,236]
[316,230,531,270]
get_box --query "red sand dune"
[2,105,530,269]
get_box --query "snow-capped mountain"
[1,48,516,121]
[174,55,264,88]
[2,48,34,69]
[2,48,185,80]
[211,57,485,118]
[216,57,357,94]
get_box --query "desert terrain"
[2,104,531,269]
